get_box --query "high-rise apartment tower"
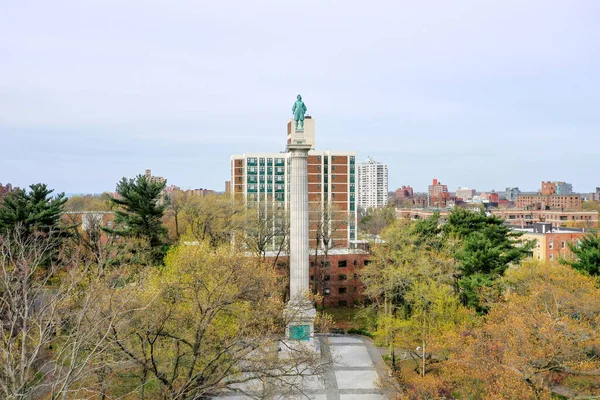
[357,157,388,211]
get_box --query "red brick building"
[515,194,582,210]
[395,186,414,199]
[0,183,18,201]
[266,249,371,307]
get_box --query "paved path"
[216,335,392,400]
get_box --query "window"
[338,274,347,281]
[338,260,347,267]
[561,241,566,249]
[338,287,347,294]
[364,260,371,266]
[324,275,330,281]
[310,275,314,281]
[549,253,554,261]
[338,300,348,307]
[549,241,553,249]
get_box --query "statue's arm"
[292,103,296,113]
[303,103,307,113]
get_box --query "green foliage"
[359,206,396,236]
[457,273,493,311]
[455,226,529,276]
[412,213,442,249]
[445,208,532,309]
[561,230,600,276]
[347,328,374,338]
[107,175,167,261]
[0,183,67,237]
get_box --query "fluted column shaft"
[289,148,309,301]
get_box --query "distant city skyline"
[2,1,599,194]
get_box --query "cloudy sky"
[1,0,599,194]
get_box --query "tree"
[561,230,600,276]
[359,206,396,236]
[107,175,167,260]
[109,239,323,399]
[361,219,459,371]
[182,193,245,247]
[0,228,140,399]
[0,183,67,238]
[64,194,112,212]
[444,208,532,310]
[244,204,289,263]
[440,262,600,399]
[309,202,350,308]
[163,189,189,240]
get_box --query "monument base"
[282,297,319,354]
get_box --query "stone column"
[284,128,317,351]
[289,147,309,301]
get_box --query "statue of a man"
[292,94,307,130]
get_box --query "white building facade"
[357,157,388,211]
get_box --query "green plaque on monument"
[289,325,310,341]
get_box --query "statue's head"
[297,94,302,100]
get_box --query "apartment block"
[541,181,573,196]
[0,183,18,201]
[357,157,388,211]
[428,178,450,207]
[265,248,370,307]
[231,140,357,249]
[396,208,598,228]
[515,194,582,210]
[144,169,166,185]
[455,187,476,201]
[514,223,589,262]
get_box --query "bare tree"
[0,227,145,399]
[309,202,350,308]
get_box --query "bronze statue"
[292,94,307,130]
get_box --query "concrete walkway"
[216,335,392,400]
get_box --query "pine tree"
[561,230,600,276]
[107,175,167,260]
[0,183,67,237]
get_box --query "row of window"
[247,184,286,192]
[309,259,370,268]
[246,157,285,165]
[247,166,286,174]
[310,273,360,281]
[248,176,285,183]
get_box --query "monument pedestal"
[281,297,318,355]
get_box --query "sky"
[1,0,599,194]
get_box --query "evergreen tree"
[0,183,67,237]
[444,208,532,311]
[561,230,600,276]
[107,175,167,260]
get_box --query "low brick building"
[396,208,598,228]
[515,194,581,210]
[265,249,371,307]
[513,223,592,262]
